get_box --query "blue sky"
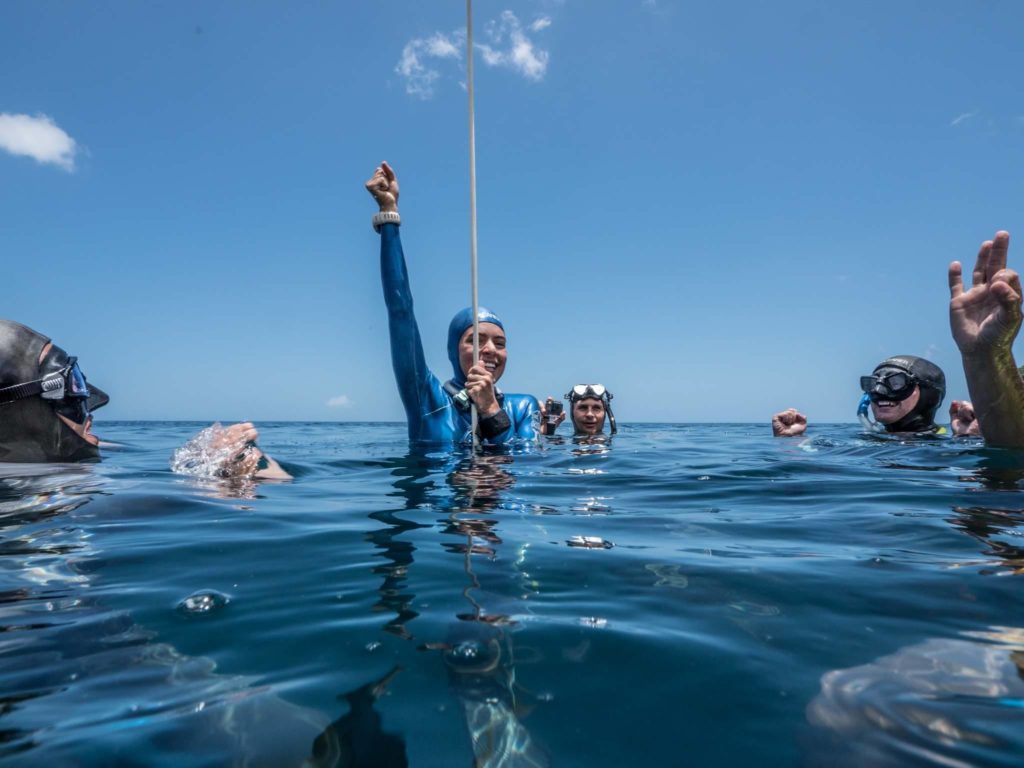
[2,1,1023,423]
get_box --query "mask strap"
[0,373,64,405]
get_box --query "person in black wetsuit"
[0,319,288,476]
[772,355,947,437]
[365,161,538,446]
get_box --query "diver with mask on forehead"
[539,385,617,438]
[772,355,948,437]
[365,161,539,445]
[0,320,289,477]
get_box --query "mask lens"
[864,371,915,402]
[589,384,606,398]
[572,385,588,398]
[885,372,910,394]
[66,363,90,398]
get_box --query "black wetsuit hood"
[874,355,945,434]
[0,320,107,463]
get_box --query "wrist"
[372,210,401,233]
[478,401,500,417]
[961,348,1013,367]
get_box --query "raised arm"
[949,231,1024,447]
[366,162,437,428]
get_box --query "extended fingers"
[973,240,992,288]
[948,261,964,299]
[988,231,1010,278]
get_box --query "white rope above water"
[467,0,481,450]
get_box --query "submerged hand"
[949,231,1022,359]
[204,423,291,480]
[949,400,981,436]
[772,408,807,437]
[365,161,399,213]
[465,363,500,417]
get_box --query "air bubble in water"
[176,589,230,616]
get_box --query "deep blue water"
[2,422,1023,767]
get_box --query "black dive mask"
[863,356,946,434]
[860,369,918,403]
[0,320,110,463]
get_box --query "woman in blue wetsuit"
[365,161,539,445]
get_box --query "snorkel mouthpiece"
[857,393,882,433]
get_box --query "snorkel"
[857,393,884,433]
[858,356,946,434]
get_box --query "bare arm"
[949,231,1024,447]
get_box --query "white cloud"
[0,112,78,171]
[326,394,353,408]
[396,32,464,99]
[395,10,551,98]
[478,10,550,81]
[950,110,978,127]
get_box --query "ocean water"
[1,421,1023,767]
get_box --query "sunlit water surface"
[2,422,1023,767]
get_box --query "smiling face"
[458,322,507,382]
[572,397,606,435]
[870,385,920,425]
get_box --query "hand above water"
[538,397,566,435]
[772,408,807,437]
[465,363,500,417]
[949,400,981,437]
[365,161,399,213]
[173,422,292,480]
[212,422,291,480]
[949,232,1021,359]
[948,231,1024,448]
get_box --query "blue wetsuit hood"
[446,307,504,388]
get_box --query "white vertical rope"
[467,0,481,450]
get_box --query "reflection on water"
[4,423,1024,765]
[440,453,549,767]
[312,666,408,768]
[948,504,1024,575]
[807,627,1024,767]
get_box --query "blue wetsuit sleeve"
[487,395,539,443]
[515,396,540,439]
[379,223,441,429]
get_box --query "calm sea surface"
[1,422,1023,767]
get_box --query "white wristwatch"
[372,211,401,233]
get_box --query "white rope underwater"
[467,0,481,450]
